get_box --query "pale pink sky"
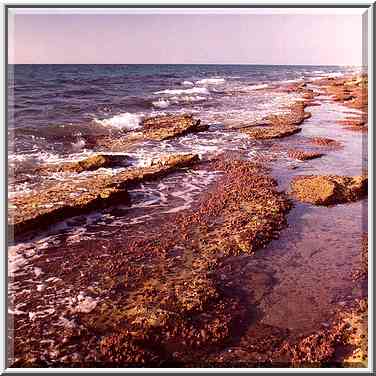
[8,9,366,65]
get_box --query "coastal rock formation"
[93,114,208,151]
[280,298,368,367]
[264,102,311,127]
[287,150,324,161]
[352,234,368,282]
[290,175,367,206]
[10,158,292,367]
[309,137,342,149]
[142,114,209,140]
[240,101,311,140]
[312,74,368,132]
[241,125,301,140]
[41,154,131,174]
[336,116,368,132]
[8,153,200,237]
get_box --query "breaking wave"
[94,112,144,130]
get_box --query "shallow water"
[224,90,367,340]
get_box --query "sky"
[8,9,366,65]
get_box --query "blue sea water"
[7,64,363,186]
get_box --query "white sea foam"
[170,95,207,103]
[195,78,225,85]
[154,87,210,96]
[152,98,170,109]
[311,72,345,81]
[247,84,269,90]
[94,112,143,130]
[280,78,304,84]
[182,80,194,86]
[71,139,86,151]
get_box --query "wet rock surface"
[9,154,200,238]
[287,150,324,161]
[40,154,132,174]
[242,125,301,140]
[91,114,208,151]
[290,175,367,206]
[10,158,292,367]
[313,75,368,132]
[308,137,343,149]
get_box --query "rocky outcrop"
[142,114,208,140]
[92,114,208,151]
[41,154,131,174]
[288,150,324,161]
[312,75,368,131]
[8,154,200,238]
[280,298,368,367]
[241,125,301,140]
[309,137,342,149]
[290,175,367,206]
[336,116,368,132]
[240,101,310,140]
[264,102,311,127]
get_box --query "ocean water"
[8,64,361,156]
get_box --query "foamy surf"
[152,98,170,109]
[195,78,225,85]
[182,80,194,86]
[94,112,143,130]
[247,84,269,90]
[154,87,210,96]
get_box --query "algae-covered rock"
[142,114,208,140]
[290,175,367,205]
[241,125,301,140]
[9,153,200,237]
[287,150,324,161]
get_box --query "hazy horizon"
[8,9,365,65]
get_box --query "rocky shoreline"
[9,73,368,368]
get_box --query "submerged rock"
[309,137,342,149]
[290,175,367,205]
[43,154,131,174]
[287,150,324,161]
[93,114,208,151]
[142,114,208,140]
[241,125,301,140]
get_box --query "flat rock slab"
[288,150,324,161]
[9,154,200,238]
[241,125,302,140]
[308,137,343,149]
[92,114,208,151]
[290,175,367,206]
[40,154,132,174]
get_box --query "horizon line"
[7,63,365,67]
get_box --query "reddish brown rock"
[142,114,208,140]
[8,154,200,237]
[41,154,130,174]
[352,234,368,282]
[309,137,342,148]
[313,74,368,118]
[241,125,301,140]
[92,114,208,151]
[290,175,367,206]
[264,102,311,127]
[287,150,324,161]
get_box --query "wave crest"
[94,112,143,130]
[154,87,210,96]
